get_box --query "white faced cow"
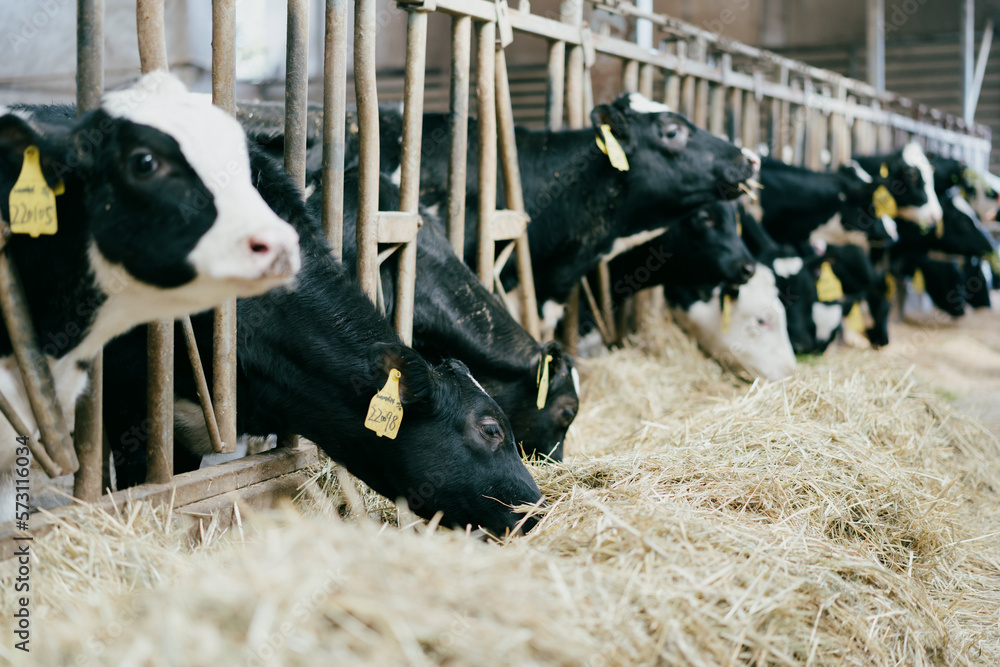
[668,265,797,382]
[0,73,301,518]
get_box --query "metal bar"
[69,0,103,492]
[181,317,226,455]
[355,0,380,303]
[476,19,497,290]
[322,0,349,259]
[77,0,104,112]
[968,18,993,125]
[496,47,540,340]
[0,236,77,476]
[136,0,168,72]
[0,389,59,479]
[622,59,639,93]
[395,7,429,346]
[545,39,565,130]
[962,0,975,123]
[137,0,174,490]
[145,323,173,484]
[284,0,310,191]
[447,15,472,256]
[212,0,238,456]
[867,0,885,94]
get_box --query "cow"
[365,93,758,312]
[0,73,302,521]
[853,142,943,226]
[664,265,796,381]
[103,146,543,537]
[895,188,993,257]
[758,157,893,249]
[306,172,580,462]
[894,252,966,317]
[600,201,757,300]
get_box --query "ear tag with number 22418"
[365,369,403,439]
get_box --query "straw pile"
[3,317,1000,666]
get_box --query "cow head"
[868,142,943,225]
[365,344,542,537]
[675,201,757,285]
[493,341,579,462]
[590,93,758,219]
[672,266,796,381]
[0,73,301,335]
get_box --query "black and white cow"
[894,252,966,318]
[368,93,758,315]
[0,74,301,519]
[104,148,542,537]
[757,157,894,249]
[664,265,797,381]
[853,142,943,226]
[307,172,580,462]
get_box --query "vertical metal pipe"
[963,0,975,123]
[476,20,497,290]
[284,0,309,191]
[71,0,103,491]
[145,323,173,483]
[355,0,380,303]
[622,60,639,93]
[136,0,168,72]
[866,0,885,94]
[136,0,175,486]
[322,0,348,258]
[545,39,565,131]
[0,256,77,474]
[395,8,429,345]
[496,48,540,340]
[212,0,237,454]
[447,16,472,256]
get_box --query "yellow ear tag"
[364,369,403,439]
[935,216,945,239]
[9,146,61,237]
[885,273,896,300]
[872,185,897,220]
[845,302,865,334]
[911,268,925,294]
[536,354,553,410]
[880,163,889,178]
[721,294,732,334]
[815,262,844,302]
[598,124,629,172]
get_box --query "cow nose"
[739,262,756,282]
[247,230,297,278]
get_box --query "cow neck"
[517,128,629,304]
[0,174,104,360]
[415,222,541,378]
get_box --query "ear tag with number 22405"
[365,369,403,439]
[9,145,63,237]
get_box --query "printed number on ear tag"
[816,262,844,302]
[720,294,732,334]
[9,146,62,237]
[536,354,553,410]
[365,369,404,439]
[596,124,629,172]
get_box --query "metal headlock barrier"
[0,1,991,554]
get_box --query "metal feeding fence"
[0,0,990,556]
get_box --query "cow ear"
[591,104,630,146]
[0,115,69,189]
[368,342,436,405]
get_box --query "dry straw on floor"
[2,318,999,666]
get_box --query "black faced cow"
[307,172,580,462]
[371,93,758,310]
[853,142,943,227]
[103,146,542,538]
[0,74,301,521]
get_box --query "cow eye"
[127,150,161,179]
[479,417,504,442]
[664,125,679,140]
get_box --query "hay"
[3,316,1000,666]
